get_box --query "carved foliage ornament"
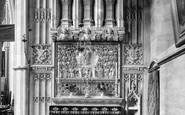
[124,44,143,65]
[32,45,52,65]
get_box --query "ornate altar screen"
[54,42,121,99]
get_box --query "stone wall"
[150,0,174,59]
[150,0,185,115]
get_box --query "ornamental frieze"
[32,44,52,65]
[51,27,124,42]
[124,44,143,65]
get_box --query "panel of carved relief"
[124,73,143,109]
[55,42,120,98]
[32,45,52,65]
[124,44,143,65]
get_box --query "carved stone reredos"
[50,27,125,42]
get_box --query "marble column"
[105,0,116,27]
[14,0,28,115]
[61,0,73,27]
[83,0,94,27]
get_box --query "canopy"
[0,24,14,41]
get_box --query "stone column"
[40,0,46,44]
[34,0,40,44]
[14,0,28,115]
[0,42,2,104]
[83,0,94,27]
[117,0,124,27]
[61,0,73,27]
[105,0,115,27]
[94,0,104,27]
[73,0,82,28]
[46,0,52,44]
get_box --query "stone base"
[61,19,72,27]
[83,19,94,27]
[105,19,115,27]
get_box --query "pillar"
[94,0,104,27]
[14,0,28,115]
[105,0,116,27]
[83,0,94,27]
[73,0,82,28]
[61,0,73,27]
[117,0,124,27]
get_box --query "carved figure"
[58,28,69,41]
[84,28,91,41]
[105,28,114,41]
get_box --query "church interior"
[0,0,185,115]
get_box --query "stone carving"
[124,44,143,65]
[40,8,46,23]
[52,97,123,105]
[32,66,53,71]
[122,67,146,72]
[34,8,51,23]
[33,73,52,82]
[124,7,143,22]
[56,44,119,79]
[32,45,52,65]
[34,8,40,23]
[51,27,124,42]
[55,43,120,97]
[46,8,51,22]
[33,97,51,103]
[124,73,143,108]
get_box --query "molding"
[157,45,185,66]
[52,97,123,105]
[13,65,30,70]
